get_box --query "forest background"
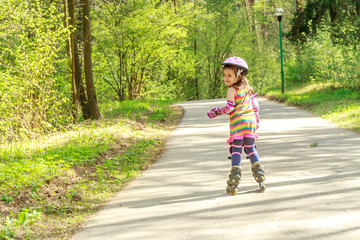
[1,0,360,142]
[1,0,360,239]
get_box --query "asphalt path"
[72,98,360,240]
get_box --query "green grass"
[0,99,182,240]
[265,83,360,132]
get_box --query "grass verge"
[0,99,182,240]
[265,83,360,132]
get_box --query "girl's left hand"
[207,107,221,118]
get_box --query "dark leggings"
[230,137,260,166]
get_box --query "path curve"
[72,98,360,240]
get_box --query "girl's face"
[223,68,237,87]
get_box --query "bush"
[286,26,360,89]
[0,1,71,143]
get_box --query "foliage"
[92,0,197,101]
[288,0,360,43]
[0,99,181,239]
[286,26,360,89]
[0,0,71,142]
[192,0,294,98]
[0,0,359,237]
[265,83,360,132]
[1,209,42,239]
[91,0,293,101]
[0,0,298,141]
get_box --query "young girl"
[207,56,265,195]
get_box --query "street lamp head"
[275,8,284,17]
[275,8,284,22]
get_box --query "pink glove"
[207,101,235,118]
[207,107,222,118]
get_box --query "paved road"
[72,98,360,240]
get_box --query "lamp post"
[275,8,285,93]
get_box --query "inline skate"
[251,162,266,192]
[226,165,241,196]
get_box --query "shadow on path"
[72,98,360,240]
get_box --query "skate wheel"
[226,188,238,196]
[259,182,266,193]
[232,189,238,196]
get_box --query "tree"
[92,0,196,101]
[64,0,100,120]
[0,0,70,141]
[82,0,100,119]
[194,0,252,98]
[65,0,90,120]
[288,0,360,43]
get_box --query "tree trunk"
[296,0,304,13]
[174,0,177,14]
[82,0,100,119]
[243,0,259,49]
[194,37,199,99]
[244,0,253,33]
[75,0,90,119]
[68,0,90,120]
[63,0,70,58]
[67,0,77,121]
[262,0,267,41]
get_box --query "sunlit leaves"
[0,0,71,142]
[92,0,197,100]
